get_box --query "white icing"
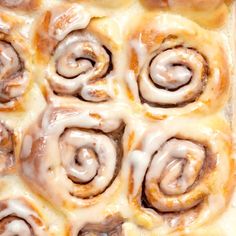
[0,42,29,103]
[0,199,46,235]
[147,139,205,196]
[2,219,31,236]
[130,38,147,68]
[126,14,229,117]
[49,5,91,41]
[3,3,232,236]
[150,50,192,89]
[21,135,32,159]
[140,47,205,105]
[21,106,122,206]
[128,150,150,195]
[60,128,117,197]
[127,117,231,231]
[125,70,140,102]
[49,31,112,102]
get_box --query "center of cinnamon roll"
[139,46,208,107]
[0,216,34,236]
[68,147,99,184]
[51,31,113,102]
[150,49,192,90]
[59,127,118,198]
[55,40,108,79]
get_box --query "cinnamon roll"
[127,14,229,118]
[0,123,14,173]
[126,117,234,232]
[34,4,117,103]
[0,13,31,111]
[20,105,124,209]
[0,1,233,235]
[0,0,40,10]
[0,198,47,235]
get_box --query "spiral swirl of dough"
[145,138,206,212]
[50,31,112,102]
[126,117,233,229]
[140,46,207,106]
[60,128,117,198]
[127,14,229,117]
[20,105,124,207]
[35,4,116,103]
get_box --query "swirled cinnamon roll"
[34,4,118,103]
[0,14,31,111]
[126,117,234,233]
[0,0,40,10]
[0,198,47,235]
[0,123,14,174]
[127,14,229,118]
[20,105,124,209]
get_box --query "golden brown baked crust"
[0,0,235,235]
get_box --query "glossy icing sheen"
[0,198,47,235]
[0,0,234,236]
